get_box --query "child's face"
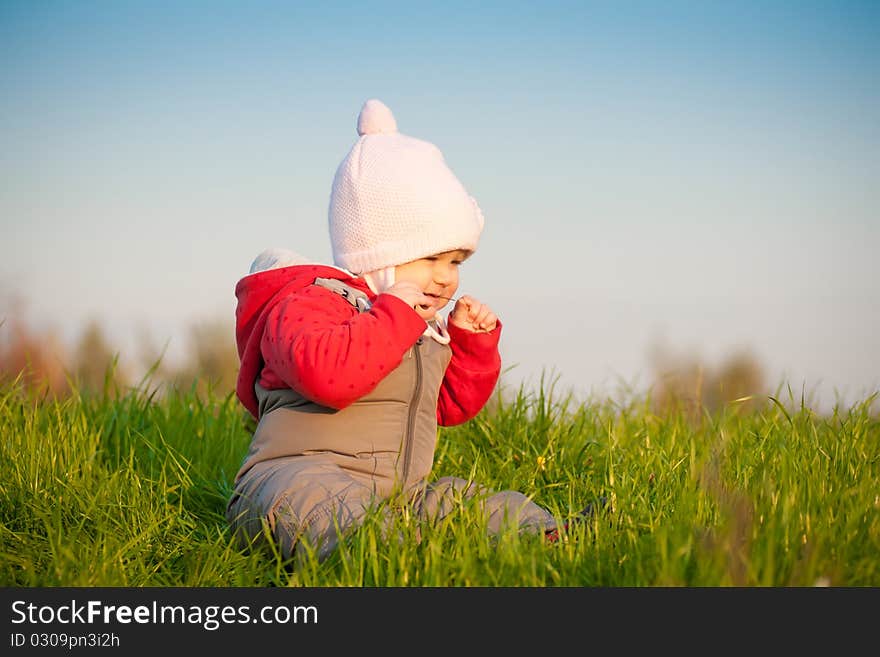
[395,249,470,315]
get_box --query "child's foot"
[545,496,608,543]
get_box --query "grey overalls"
[226,278,556,560]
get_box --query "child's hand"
[385,281,436,320]
[449,295,497,333]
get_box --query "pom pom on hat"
[329,99,484,275]
[357,99,398,136]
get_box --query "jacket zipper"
[401,337,423,484]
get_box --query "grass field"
[1,373,877,587]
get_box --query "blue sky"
[2,1,878,410]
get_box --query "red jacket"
[234,264,502,426]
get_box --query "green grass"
[1,373,877,586]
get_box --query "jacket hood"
[234,262,369,419]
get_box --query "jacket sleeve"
[259,285,427,410]
[436,320,502,426]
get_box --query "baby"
[227,99,558,561]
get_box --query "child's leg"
[227,455,381,561]
[415,476,557,535]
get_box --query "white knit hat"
[328,99,485,275]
